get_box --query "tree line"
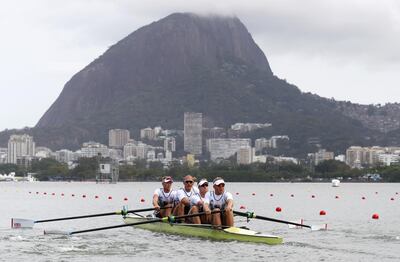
[1,157,399,182]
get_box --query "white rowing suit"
[204,191,233,210]
[176,187,200,207]
[153,188,176,206]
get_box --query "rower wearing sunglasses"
[189,178,211,224]
[203,177,234,227]
[173,175,202,222]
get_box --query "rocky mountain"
[0,13,396,154]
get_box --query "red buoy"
[124,197,128,201]
[270,193,274,197]
[43,192,47,195]
[290,194,294,197]
[311,195,315,198]
[95,195,99,199]
[319,210,326,216]
[82,195,86,198]
[275,207,282,212]
[71,194,75,197]
[375,192,378,194]
[335,195,339,199]
[61,193,64,196]
[235,192,239,195]
[362,196,366,200]
[29,192,32,194]
[252,193,256,196]
[52,193,55,196]
[390,197,394,201]
[108,196,113,200]
[140,197,145,202]
[372,213,379,219]
[239,205,246,209]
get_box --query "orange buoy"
[372,213,379,219]
[275,207,282,212]
[320,210,326,216]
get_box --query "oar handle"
[36,207,157,223]
[68,210,222,235]
[233,210,311,229]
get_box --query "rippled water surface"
[1,182,399,261]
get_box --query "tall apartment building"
[184,112,203,155]
[140,127,156,140]
[237,147,254,164]
[164,137,176,152]
[109,129,130,148]
[81,141,109,158]
[207,138,251,161]
[7,134,35,164]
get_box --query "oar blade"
[311,224,328,231]
[43,229,72,236]
[288,219,304,229]
[11,218,35,229]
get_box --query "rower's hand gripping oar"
[44,210,222,236]
[233,210,312,229]
[11,207,164,229]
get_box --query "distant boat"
[331,179,340,187]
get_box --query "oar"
[44,210,222,235]
[11,207,162,229]
[233,210,312,229]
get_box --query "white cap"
[162,176,173,183]
[198,179,208,186]
[213,178,225,186]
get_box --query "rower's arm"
[225,199,233,212]
[152,194,160,210]
[180,197,190,207]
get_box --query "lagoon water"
[1,182,399,261]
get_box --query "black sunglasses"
[184,181,194,184]
[200,183,209,187]
[216,184,225,187]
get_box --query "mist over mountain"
[1,13,398,154]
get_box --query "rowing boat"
[123,214,283,245]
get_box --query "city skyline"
[1,1,400,131]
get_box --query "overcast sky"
[1,0,400,131]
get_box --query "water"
[1,182,399,261]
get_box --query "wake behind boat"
[123,214,283,245]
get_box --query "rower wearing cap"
[203,177,234,227]
[152,176,176,217]
[189,178,210,224]
[173,175,202,223]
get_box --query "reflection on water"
[1,182,399,261]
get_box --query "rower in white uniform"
[152,176,176,217]
[173,175,203,223]
[203,177,234,227]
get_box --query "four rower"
[152,175,234,227]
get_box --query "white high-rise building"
[109,129,130,148]
[164,137,176,152]
[184,112,203,155]
[207,138,251,161]
[81,141,109,158]
[237,147,254,164]
[7,134,35,164]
